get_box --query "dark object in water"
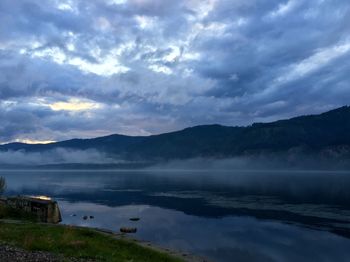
[83,215,88,220]
[71,214,77,217]
[89,215,94,219]
[129,217,140,221]
[120,227,137,233]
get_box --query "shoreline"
[77,225,208,262]
[0,219,208,262]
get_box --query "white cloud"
[69,56,129,76]
[135,15,157,30]
[148,65,173,75]
[34,97,102,112]
[185,0,217,20]
[55,0,78,13]
[267,0,298,19]
[29,46,129,76]
[49,99,102,112]
[31,47,67,64]
[13,139,56,144]
[107,0,127,5]
[275,40,350,85]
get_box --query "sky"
[0,0,349,143]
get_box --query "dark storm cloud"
[0,0,349,142]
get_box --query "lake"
[1,169,350,262]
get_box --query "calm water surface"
[1,170,350,262]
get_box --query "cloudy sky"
[0,0,349,143]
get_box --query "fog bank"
[0,148,121,165]
[147,155,350,171]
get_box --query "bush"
[0,177,5,195]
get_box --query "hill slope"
[1,106,350,162]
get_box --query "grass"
[0,221,182,262]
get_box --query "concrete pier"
[1,196,62,224]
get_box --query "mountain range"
[1,106,350,167]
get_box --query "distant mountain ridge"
[1,106,350,163]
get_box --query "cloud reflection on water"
[1,170,350,261]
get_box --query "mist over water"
[1,147,350,173]
[148,154,350,171]
[1,169,350,262]
[0,149,120,165]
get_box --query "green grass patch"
[0,222,182,262]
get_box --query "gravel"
[0,245,96,262]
